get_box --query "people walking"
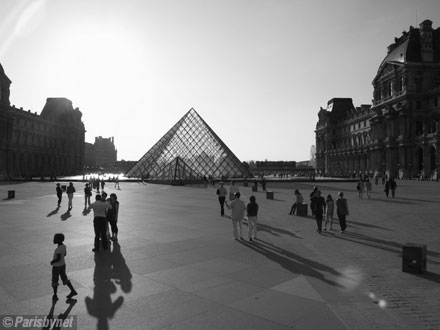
[246,195,259,241]
[216,182,228,216]
[357,179,365,199]
[310,186,318,216]
[56,183,63,207]
[89,194,112,252]
[314,190,326,233]
[50,233,77,301]
[107,193,119,241]
[389,178,397,198]
[84,183,92,207]
[66,182,76,210]
[366,179,372,199]
[289,189,303,215]
[324,194,334,231]
[336,192,349,233]
[225,192,246,240]
[384,180,390,198]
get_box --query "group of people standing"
[216,181,259,241]
[292,187,349,234]
[54,181,120,252]
[88,192,120,252]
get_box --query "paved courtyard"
[0,179,439,330]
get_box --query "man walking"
[225,192,246,240]
[56,183,63,207]
[336,192,349,233]
[66,182,76,210]
[216,182,228,216]
[314,190,326,233]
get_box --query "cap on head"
[339,192,344,197]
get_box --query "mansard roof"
[374,19,440,82]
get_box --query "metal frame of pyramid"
[126,108,247,182]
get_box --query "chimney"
[419,19,433,62]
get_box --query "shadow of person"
[82,206,92,216]
[111,241,132,293]
[47,206,60,217]
[60,210,71,221]
[42,298,77,330]
[238,239,345,288]
[85,253,124,330]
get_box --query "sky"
[1,0,439,162]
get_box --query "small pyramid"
[126,108,246,181]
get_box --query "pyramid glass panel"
[126,108,247,181]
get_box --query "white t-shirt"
[52,244,66,267]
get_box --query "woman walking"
[324,194,334,231]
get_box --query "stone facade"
[0,63,85,179]
[84,136,118,171]
[316,20,440,179]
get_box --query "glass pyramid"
[126,108,246,182]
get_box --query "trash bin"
[266,191,274,199]
[252,185,257,192]
[8,190,15,199]
[402,243,427,274]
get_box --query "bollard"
[402,243,426,274]
[297,203,308,216]
[266,191,274,199]
[8,190,15,199]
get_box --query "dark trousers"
[218,196,226,215]
[57,193,62,205]
[338,213,347,231]
[315,212,323,231]
[110,220,118,235]
[52,264,68,287]
[289,203,298,215]
[94,217,108,250]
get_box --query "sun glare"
[49,20,146,99]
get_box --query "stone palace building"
[316,19,440,179]
[0,63,85,179]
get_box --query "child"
[246,195,259,241]
[324,194,334,231]
[51,233,77,301]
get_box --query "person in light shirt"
[50,233,77,301]
[225,192,246,240]
[89,194,112,252]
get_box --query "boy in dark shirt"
[246,195,259,241]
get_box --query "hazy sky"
[1,0,439,162]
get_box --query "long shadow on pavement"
[85,241,132,330]
[47,206,60,217]
[347,220,394,231]
[239,239,345,288]
[325,232,440,264]
[42,298,77,330]
[241,220,303,239]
